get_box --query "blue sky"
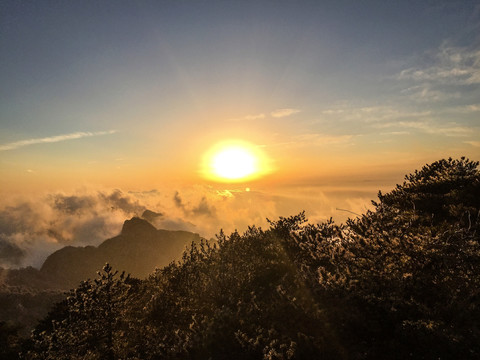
[2,1,478,136]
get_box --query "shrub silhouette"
[22,157,480,359]
[24,264,138,360]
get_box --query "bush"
[22,158,480,359]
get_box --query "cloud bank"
[0,185,376,269]
[0,189,146,268]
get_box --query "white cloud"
[226,113,265,122]
[286,133,354,148]
[444,104,480,114]
[271,108,301,118]
[227,108,301,122]
[0,130,117,151]
[244,113,265,120]
[398,45,480,85]
[465,104,480,112]
[320,105,432,123]
[0,189,145,268]
[322,109,344,115]
[400,83,462,102]
[0,179,413,269]
[396,44,480,104]
[381,131,410,136]
[318,103,477,140]
[376,121,472,137]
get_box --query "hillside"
[40,217,202,288]
[17,157,479,360]
[0,218,202,338]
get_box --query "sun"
[212,147,257,179]
[201,140,271,182]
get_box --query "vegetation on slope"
[7,157,480,359]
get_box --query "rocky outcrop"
[40,217,202,288]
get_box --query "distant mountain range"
[0,217,203,333]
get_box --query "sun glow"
[202,140,271,182]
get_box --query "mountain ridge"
[40,217,202,288]
[0,216,202,334]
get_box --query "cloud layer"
[0,189,147,268]
[0,185,377,269]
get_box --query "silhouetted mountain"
[0,217,202,335]
[40,217,202,288]
[141,209,163,222]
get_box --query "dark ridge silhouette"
[0,218,203,334]
[120,216,158,235]
[40,217,202,288]
[141,209,163,222]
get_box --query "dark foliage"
[20,157,480,359]
[0,321,22,360]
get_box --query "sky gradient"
[1,0,479,267]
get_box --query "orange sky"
[1,1,479,267]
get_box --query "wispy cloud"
[244,114,265,120]
[380,131,410,136]
[444,104,480,114]
[320,105,432,123]
[319,103,477,140]
[226,113,265,122]
[274,133,354,148]
[0,130,117,151]
[295,133,353,145]
[465,140,480,147]
[397,44,480,103]
[463,104,480,112]
[271,108,301,118]
[227,109,301,121]
[400,84,461,103]
[375,121,471,137]
[398,45,480,85]
[322,109,345,115]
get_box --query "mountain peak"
[121,217,157,236]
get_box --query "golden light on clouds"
[201,140,272,182]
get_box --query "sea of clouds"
[0,186,374,269]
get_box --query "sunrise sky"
[1,1,479,267]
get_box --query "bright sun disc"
[202,140,271,182]
[212,147,257,179]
